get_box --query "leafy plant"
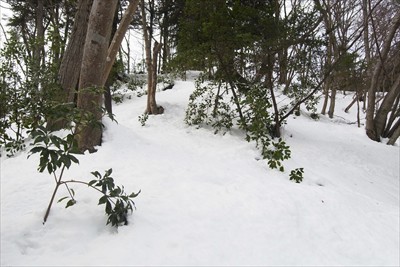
[185,77,236,134]
[88,169,140,226]
[289,168,304,183]
[138,113,149,126]
[0,31,61,157]
[185,76,300,176]
[29,121,140,227]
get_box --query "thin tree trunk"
[328,86,337,119]
[147,41,163,114]
[345,95,357,113]
[321,81,330,115]
[34,0,45,71]
[102,0,140,86]
[76,0,118,153]
[383,93,400,138]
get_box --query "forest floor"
[1,73,399,266]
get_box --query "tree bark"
[365,12,400,141]
[374,73,400,139]
[147,41,163,114]
[76,0,118,153]
[34,0,45,72]
[141,0,163,115]
[59,0,94,104]
[101,0,140,86]
[47,0,93,131]
[387,120,400,145]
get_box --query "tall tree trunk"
[47,0,93,131]
[141,0,163,115]
[387,119,400,145]
[321,80,330,115]
[327,84,337,119]
[383,93,400,138]
[148,41,163,114]
[76,0,118,153]
[102,0,140,86]
[374,74,400,139]
[365,12,400,141]
[59,0,93,104]
[33,0,45,88]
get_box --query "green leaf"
[50,135,61,149]
[105,200,112,214]
[88,180,97,187]
[58,196,69,203]
[65,199,76,208]
[98,195,107,205]
[29,146,44,155]
[33,136,45,144]
[91,171,101,179]
[60,155,71,169]
[105,168,112,176]
[49,150,58,163]
[129,190,141,198]
[47,163,53,174]
[68,154,79,164]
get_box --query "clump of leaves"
[89,169,140,226]
[138,113,149,126]
[29,121,140,227]
[185,76,303,179]
[265,139,291,172]
[185,77,236,134]
[289,168,304,183]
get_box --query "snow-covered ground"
[1,75,399,266]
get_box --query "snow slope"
[1,76,399,266]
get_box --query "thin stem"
[52,171,58,183]
[58,164,75,200]
[64,183,75,200]
[43,183,60,224]
[60,180,117,205]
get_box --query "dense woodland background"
[0,0,399,156]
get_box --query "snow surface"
[1,75,399,266]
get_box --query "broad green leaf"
[65,199,76,208]
[88,180,97,187]
[129,190,141,198]
[98,195,107,205]
[57,196,69,203]
[68,154,79,164]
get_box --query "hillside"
[1,76,399,266]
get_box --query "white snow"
[1,76,399,266]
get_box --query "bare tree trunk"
[76,0,118,153]
[141,0,163,115]
[102,0,140,86]
[345,95,357,113]
[321,81,330,115]
[374,74,400,138]
[147,41,163,114]
[365,12,400,141]
[387,120,400,145]
[383,93,400,137]
[59,0,93,104]
[34,0,45,72]
[46,0,93,131]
